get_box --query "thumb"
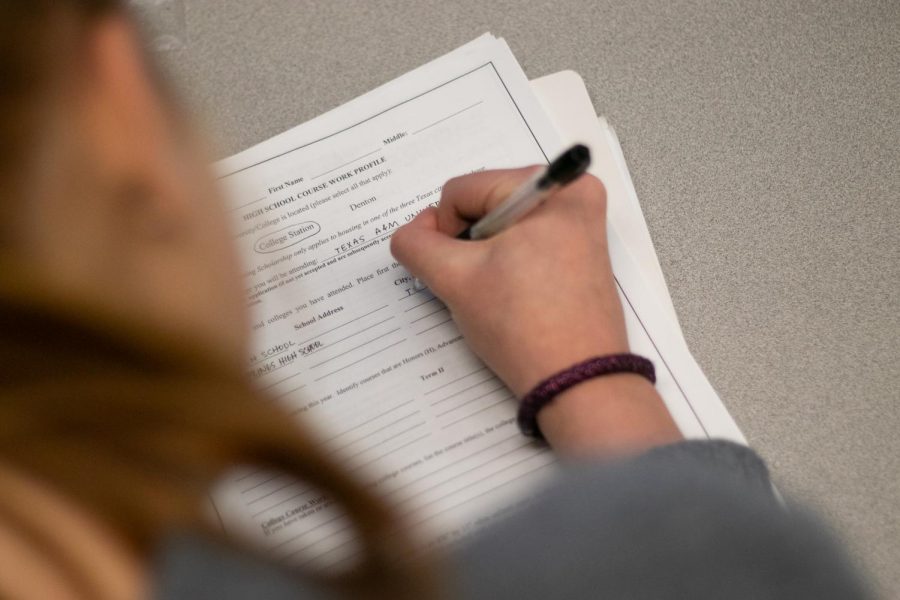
[390,207,473,296]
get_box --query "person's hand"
[391,167,626,396]
[391,167,681,456]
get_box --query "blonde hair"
[0,2,430,596]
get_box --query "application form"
[211,35,744,570]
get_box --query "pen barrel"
[469,171,553,239]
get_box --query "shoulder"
[450,441,873,600]
[154,533,334,600]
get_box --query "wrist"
[536,373,682,458]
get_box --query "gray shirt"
[155,441,872,599]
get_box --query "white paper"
[211,35,744,571]
[529,71,683,330]
[213,35,561,569]
[528,72,743,442]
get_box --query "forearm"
[536,373,682,458]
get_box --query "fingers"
[436,166,542,235]
[391,168,608,298]
[562,172,607,216]
[389,207,472,296]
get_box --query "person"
[0,1,873,599]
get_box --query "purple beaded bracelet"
[517,353,657,439]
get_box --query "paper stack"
[211,34,745,569]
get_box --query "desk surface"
[153,0,899,595]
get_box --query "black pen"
[457,144,591,240]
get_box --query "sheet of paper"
[211,34,745,571]
[529,71,683,331]
[212,35,562,569]
[529,72,743,443]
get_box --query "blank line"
[261,370,304,391]
[404,297,441,312]
[304,316,396,358]
[430,375,498,406]
[321,399,416,444]
[410,306,448,324]
[415,453,542,511]
[384,434,519,496]
[228,196,267,213]
[275,384,306,399]
[271,513,346,551]
[424,366,489,395]
[314,339,407,381]
[435,387,509,418]
[247,480,303,505]
[332,412,421,454]
[395,443,529,506]
[240,473,284,494]
[342,422,427,461]
[311,328,401,368]
[441,399,511,429]
[251,488,319,519]
[408,461,554,530]
[416,317,453,335]
[296,305,388,347]
[350,433,430,472]
[312,148,381,180]
[235,468,263,482]
[285,522,356,561]
[412,101,484,135]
